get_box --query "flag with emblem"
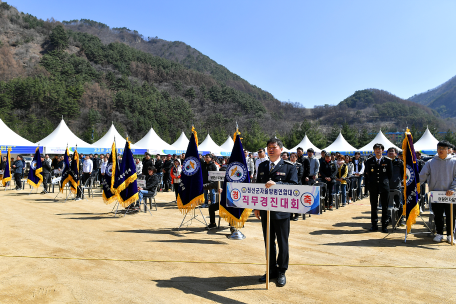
[27,147,43,188]
[116,140,139,207]
[177,127,204,213]
[102,142,118,204]
[219,128,252,228]
[402,128,420,233]
[60,147,74,193]
[68,149,80,194]
[1,148,12,187]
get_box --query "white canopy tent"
[92,124,145,153]
[36,118,91,154]
[134,127,175,154]
[220,135,234,152]
[324,132,358,155]
[290,134,322,153]
[0,118,39,154]
[358,130,401,154]
[171,132,189,152]
[198,134,230,156]
[414,127,439,154]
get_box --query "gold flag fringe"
[119,192,139,208]
[114,173,137,195]
[60,175,78,194]
[176,193,205,214]
[102,190,119,205]
[406,203,420,233]
[219,205,252,228]
[27,167,43,189]
[2,175,11,187]
[2,148,11,186]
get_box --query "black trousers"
[321,180,334,207]
[369,188,389,227]
[77,173,90,198]
[42,173,50,191]
[14,173,22,189]
[173,183,180,200]
[432,203,456,235]
[209,203,219,224]
[261,216,290,273]
[163,172,171,191]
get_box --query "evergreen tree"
[49,25,69,50]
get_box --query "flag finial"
[192,126,198,147]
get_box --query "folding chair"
[388,189,401,229]
[81,177,95,199]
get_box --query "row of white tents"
[0,118,441,156]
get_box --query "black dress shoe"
[277,273,286,287]
[369,226,378,232]
[382,227,388,233]
[258,272,277,283]
[292,215,299,221]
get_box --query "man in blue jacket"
[12,155,24,190]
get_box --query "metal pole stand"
[177,205,207,230]
[228,229,246,240]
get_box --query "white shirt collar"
[270,158,281,167]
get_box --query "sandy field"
[0,184,454,304]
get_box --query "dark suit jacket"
[257,159,298,220]
[364,156,393,192]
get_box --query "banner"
[102,142,118,204]
[429,191,456,204]
[27,147,43,188]
[116,140,139,208]
[219,130,252,228]
[177,127,204,213]
[60,148,73,193]
[2,148,11,186]
[402,129,420,233]
[227,183,320,214]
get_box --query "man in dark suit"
[364,143,393,233]
[254,137,298,287]
[12,156,24,190]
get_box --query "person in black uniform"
[364,143,393,233]
[387,147,404,225]
[290,152,303,221]
[296,147,310,184]
[254,137,298,287]
[40,156,51,194]
[162,154,173,192]
[319,154,337,209]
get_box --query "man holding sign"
[254,138,298,287]
[419,141,456,244]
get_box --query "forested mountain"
[0,1,454,152]
[409,75,456,118]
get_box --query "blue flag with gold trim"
[69,149,80,194]
[102,142,118,204]
[177,127,204,213]
[2,148,12,187]
[117,140,139,207]
[402,129,420,233]
[219,129,252,228]
[60,148,73,193]
[27,147,43,188]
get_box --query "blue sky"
[8,0,456,107]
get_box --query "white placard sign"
[226,183,320,214]
[208,171,225,182]
[137,180,146,188]
[429,191,456,204]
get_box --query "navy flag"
[102,142,118,204]
[402,129,420,233]
[220,128,252,228]
[27,147,43,188]
[60,148,74,193]
[177,127,205,213]
[69,149,80,194]
[2,148,12,187]
[116,140,139,207]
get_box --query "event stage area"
[0,189,454,303]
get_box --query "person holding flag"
[254,137,298,287]
[2,148,12,188]
[60,148,77,195]
[102,142,118,204]
[177,127,205,213]
[419,141,456,244]
[27,147,43,189]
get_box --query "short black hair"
[373,143,384,150]
[258,148,264,153]
[437,141,452,149]
[297,147,303,152]
[267,137,283,149]
[355,152,360,155]
[387,147,398,154]
[148,166,157,173]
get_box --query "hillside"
[0,1,454,152]
[409,75,456,117]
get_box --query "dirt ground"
[0,185,454,304]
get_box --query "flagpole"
[266,210,270,290]
[451,204,454,246]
